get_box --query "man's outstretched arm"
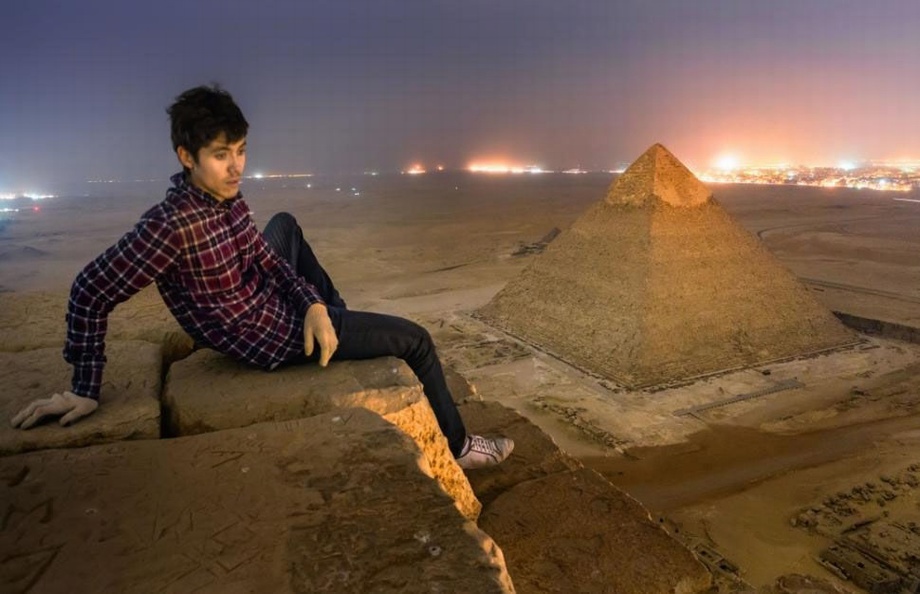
[11,212,180,430]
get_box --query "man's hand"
[304,303,338,367]
[10,391,99,430]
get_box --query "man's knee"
[403,319,435,354]
[265,211,297,234]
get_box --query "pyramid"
[479,144,858,388]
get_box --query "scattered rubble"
[792,464,920,592]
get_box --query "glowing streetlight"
[714,154,740,171]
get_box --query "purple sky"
[2,0,919,189]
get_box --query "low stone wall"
[834,311,920,344]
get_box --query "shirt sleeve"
[251,227,324,316]
[64,211,181,399]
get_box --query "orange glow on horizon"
[713,154,741,171]
[404,163,426,175]
[467,160,546,174]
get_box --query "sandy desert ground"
[2,174,919,591]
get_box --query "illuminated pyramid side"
[479,143,857,388]
[602,142,712,208]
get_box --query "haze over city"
[3,0,920,190]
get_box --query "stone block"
[459,399,712,592]
[445,366,482,403]
[0,410,514,593]
[457,400,581,505]
[480,468,712,594]
[164,349,480,520]
[0,340,161,456]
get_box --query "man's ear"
[177,146,196,170]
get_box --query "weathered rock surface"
[457,400,582,506]
[460,400,712,593]
[445,365,483,403]
[0,286,194,363]
[481,469,712,594]
[479,143,857,388]
[0,340,161,456]
[0,410,514,593]
[164,349,481,520]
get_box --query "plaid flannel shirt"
[64,172,323,398]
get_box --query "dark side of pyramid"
[478,143,858,389]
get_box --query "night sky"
[3,0,919,189]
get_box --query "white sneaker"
[455,434,514,470]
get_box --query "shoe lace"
[468,435,500,456]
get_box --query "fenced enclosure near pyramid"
[478,144,858,388]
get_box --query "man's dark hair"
[167,85,249,166]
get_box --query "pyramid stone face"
[479,144,857,388]
[606,143,712,208]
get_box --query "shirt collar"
[169,171,241,207]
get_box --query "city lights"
[714,154,741,171]
[699,161,917,192]
[242,173,312,179]
[468,162,547,174]
[0,192,57,200]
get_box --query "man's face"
[179,134,247,201]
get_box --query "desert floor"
[3,175,919,590]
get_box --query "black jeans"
[262,212,468,456]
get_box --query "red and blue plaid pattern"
[64,172,323,398]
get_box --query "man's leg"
[321,308,469,456]
[262,212,347,308]
[267,212,512,466]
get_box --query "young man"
[11,85,513,470]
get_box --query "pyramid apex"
[607,143,712,208]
